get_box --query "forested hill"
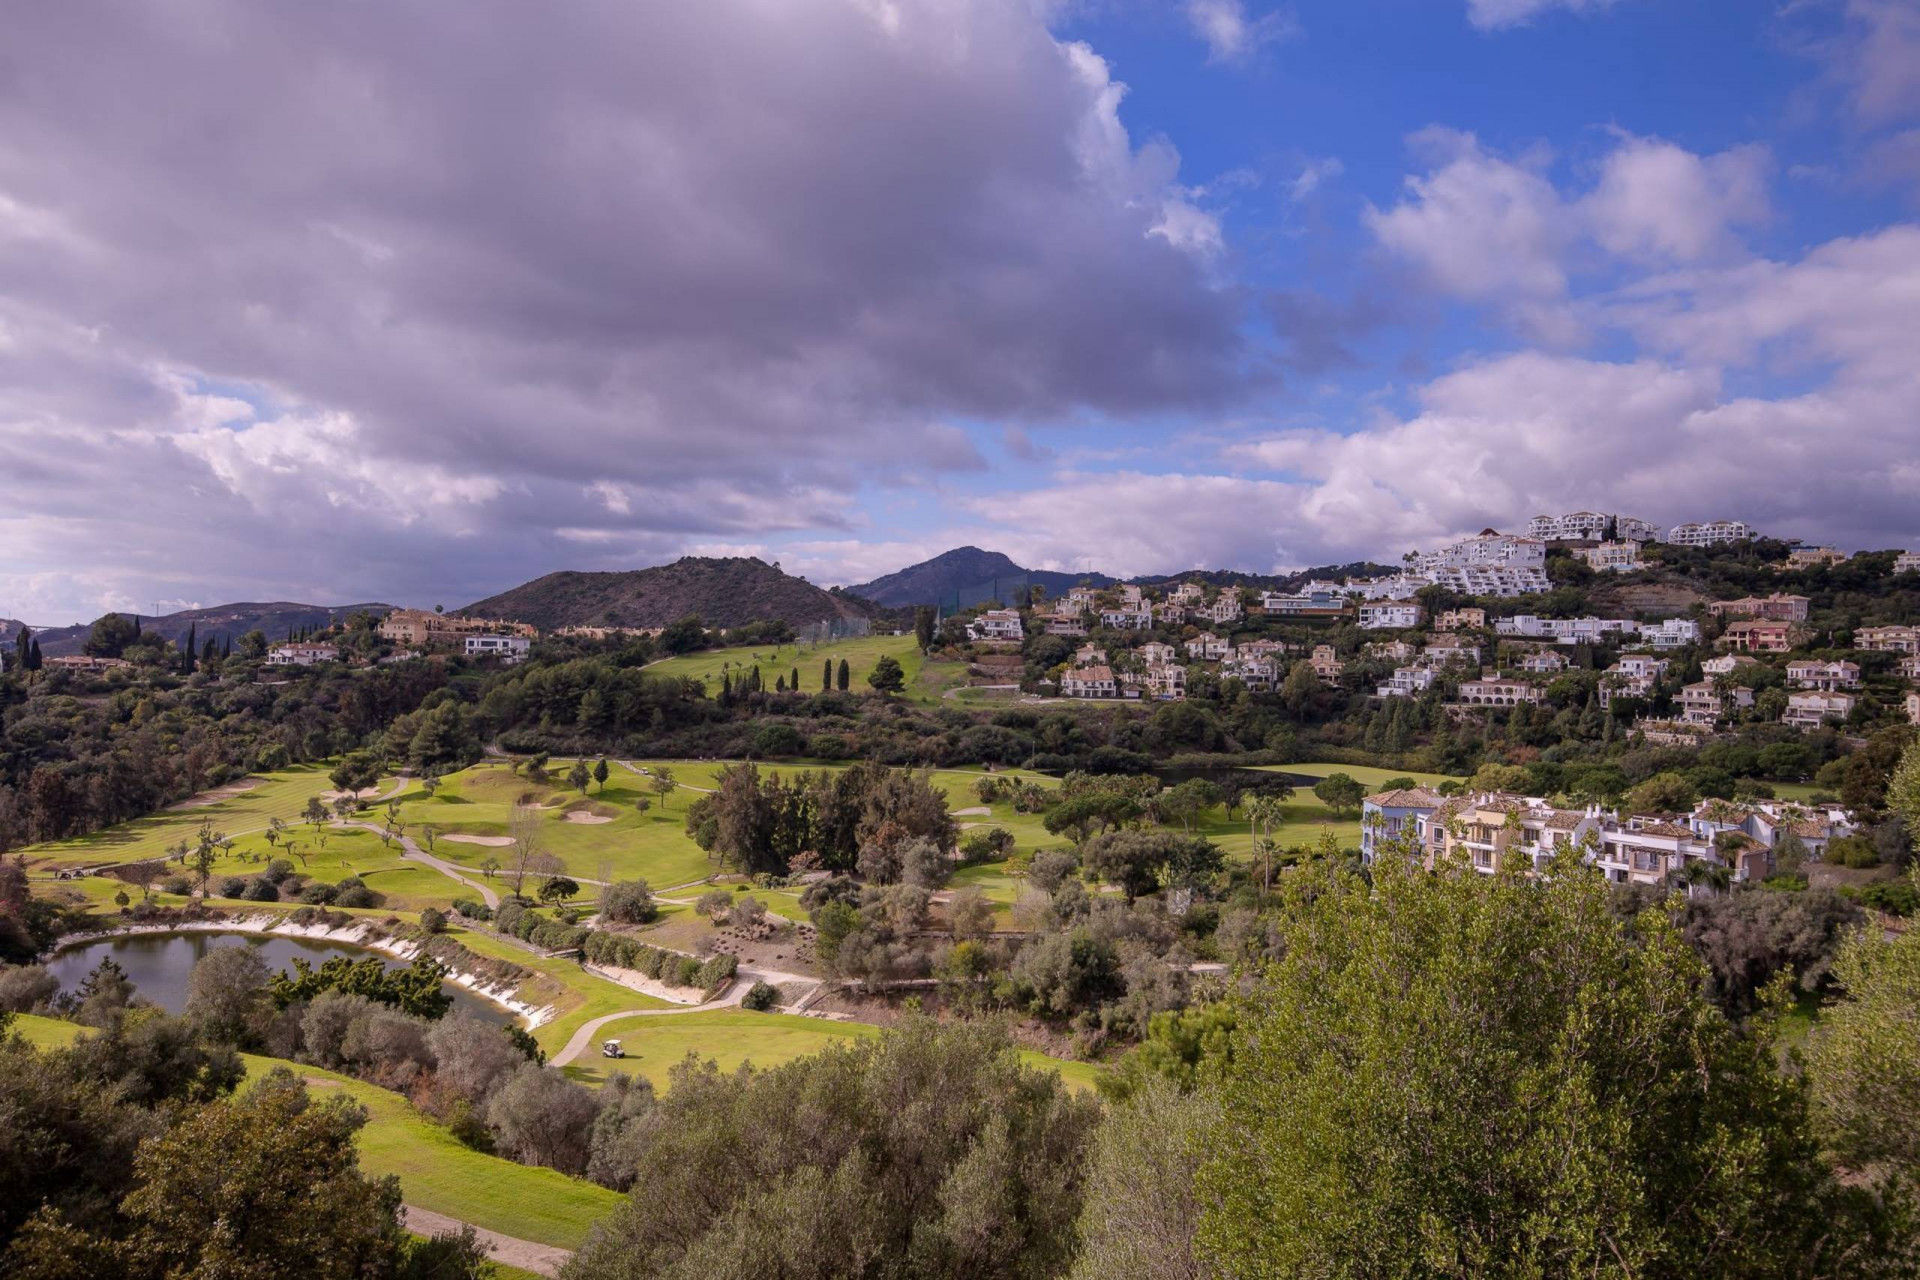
[32,602,395,657]
[849,546,1112,606]
[461,556,878,631]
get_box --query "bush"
[741,980,779,1011]
[334,885,382,910]
[697,953,738,994]
[243,877,282,902]
[1827,835,1882,869]
[1856,880,1919,917]
[600,880,659,925]
[300,882,339,905]
[419,907,448,934]
[672,956,703,988]
[450,898,491,921]
[162,875,192,896]
[261,859,295,885]
[217,876,249,899]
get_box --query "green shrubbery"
[580,930,737,993]
[492,901,588,951]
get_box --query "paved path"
[550,961,824,1067]
[400,1204,571,1278]
[339,821,502,908]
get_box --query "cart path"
[400,1204,571,1278]
[338,821,502,908]
[550,963,824,1067]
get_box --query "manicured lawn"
[19,765,380,871]
[644,634,924,699]
[6,1014,620,1249]
[1255,761,1461,789]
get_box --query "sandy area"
[443,833,515,847]
[320,785,384,802]
[563,812,613,824]
[166,779,263,810]
[952,805,990,816]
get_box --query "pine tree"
[823,659,832,691]
[183,622,197,673]
[776,674,787,693]
[837,658,850,692]
[132,614,141,639]
[203,635,220,665]
[28,638,42,671]
[721,671,734,706]
[790,666,799,692]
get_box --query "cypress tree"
[837,658,850,691]
[28,638,42,671]
[790,666,799,692]
[131,614,141,638]
[184,622,197,673]
[823,659,832,691]
[776,674,787,693]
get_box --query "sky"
[2,0,1918,623]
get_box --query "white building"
[1638,618,1701,649]
[1377,666,1438,698]
[1358,600,1425,630]
[1347,572,1434,601]
[1786,660,1860,691]
[1517,650,1568,674]
[1139,641,1178,666]
[1418,530,1546,573]
[1783,691,1854,729]
[265,642,339,666]
[1259,583,1349,615]
[1221,655,1276,691]
[1495,615,1639,644]
[1185,632,1233,661]
[1600,655,1668,707]
[1856,626,1920,652]
[1425,564,1552,597]
[1099,606,1153,631]
[1143,663,1187,701]
[1896,551,1920,574]
[465,634,531,664]
[1421,639,1481,667]
[1456,677,1543,707]
[1572,541,1643,572]
[1061,664,1117,698]
[967,609,1025,642]
[1678,680,1752,726]
[1527,512,1660,543]
[1196,592,1243,624]
[1667,519,1754,547]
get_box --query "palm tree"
[1676,858,1733,897]
[1245,795,1285,893]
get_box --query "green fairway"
[1255,761,1461,789]
[643,633,924,698]
[444,924,673,1054]
[5,1014,619,1249]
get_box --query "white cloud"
[1183,0,1299,65]
[1465,0,1625,33]
[1583,136,1770,262]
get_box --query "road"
[549,960,822,1066]
[400,1204,572,1278]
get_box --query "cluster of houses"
[1361,787,1853,888]
[374,609,535,664]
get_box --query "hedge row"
[495,901,590,952]
[582,930,737,995]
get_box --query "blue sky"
[0,0,1916,621]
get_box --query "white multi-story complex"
[1456,677,1543,707]
[1221,656,1276,691]
[1425,564,1552,597]
[464,634,531,664]
[1377,666,1438,698]
[966,609,1025,642]
[1495,615,1639,644]
[1419,531,1547,572]
[1347,572,1434,601]
[1358,600,1425,630]
[1527,512,1660,543]
[1856,625,1920,652]
[1667,519,1754,547]
[1038,610,1087,637]
[1678,680,1752,726]
[1259,582,1349,615]
[1143,663,1187,701]
[1421,638,1481,667]
[1138,641,1177,665]
[1099,606,1153,631]
[1599,655,1668,707]
[1185,632,1233,661]
[1896,551,1920,574]
[1784,691,1854,729]
[1517,650,1568,674]
[1195,592,1243,624]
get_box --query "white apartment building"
[1856,625,1920,653]
[1527,511,1660,543]
[1099,606,1153,631]
[1667,519,1754,547]
[1678,680,1752,726]
[1495,615,1639,644]
[1039,610,1088,637]
[1425,564,1552,596]
[1259,583,1349,614]
[1896,551,1920,574]
[1784,691,1855,729]
[1309,644,1343,679]
[1347,572,1434,601]
[1185,632,1232,661]
[1434,608,1486,632]
[1143,663,1187,701]
[967,609,1025,642]
[1702,653,1759,676]
[1786,660,1860,690]
[1139,642,1178,666]
[1358,600,1425,630]
[1517,650,1568,674]
[1421,639,1481,667]
[1377,666,1438,698]
[1599,655,1668,707]
[1221,656,1276,691]
[464,634,531,664]
[1638,618,1701,649]
[265,642,339,666]
[1903,655,1920,681]
[1196,593,1243,624]
[1167,582,1205,605]
[1419,531,1546,573]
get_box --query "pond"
[46,932,515,1026]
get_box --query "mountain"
[461,556,877,631]
[849,546,1111,608]
[31,602,396,658]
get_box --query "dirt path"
[400,1204,571,1278]
[615,759,714,793]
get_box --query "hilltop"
[461,556,877,631]
[31,601,395,657]
[849,546,1111,607]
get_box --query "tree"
[915,607,936,651]
[593,758,610,793]
[186,819,225,897]
[1808,884,1920,1178]
[868,654,906,695]
[538,875,580,906]
[1279,659,1320,711]
[1070,1077,1216,1280]
[1194,851,1874,1277]
[184,944,271,1047]
[649,766,675,810]
[1627,770,1698,814]
[567,760,591,795]
[837,657,851,691]
[565,1019,1097,1280]
[1310,773,1365,818]
[488,1063,600,1175]
[82,613,139,659]
[822,657,833,691]
[507,801,547,897]
[1887,741,1920,858]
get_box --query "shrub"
[300,882,339,905]
[162,875,192,896]
[599,880,658,925]
[419,907,448,934]
[450,898,491,921]
[334,885,382,910]
[261,859,295,885]
[697,954,738,994]
[243,877,281,902]
[217,876,249,899]
[673,956,703,988]
[1857,880,1919,917]
[741,980,779,1011]
[444,1098,495,1153]
[1827,835,1881,869]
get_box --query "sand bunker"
[952,806,990,816]
[442,833,515,847]
[320,785,384,802]
[563,812,613,825]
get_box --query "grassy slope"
[643,634,923,698]
[5,1014,619,1249]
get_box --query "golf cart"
[601,1039,624,1059]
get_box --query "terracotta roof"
[1067,665,1114,683]
[1369,787,1442,808]
[1633,820,1694,838]
[1545,811,1586,830]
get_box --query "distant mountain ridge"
[848,546,1111,607]
[461,556,877,631]
[31,602,397,658]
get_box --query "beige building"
[378,609,536,649]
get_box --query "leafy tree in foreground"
[566,1018,1098,1280]
[1195,848,1891,1278]
[867,654,905,695]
